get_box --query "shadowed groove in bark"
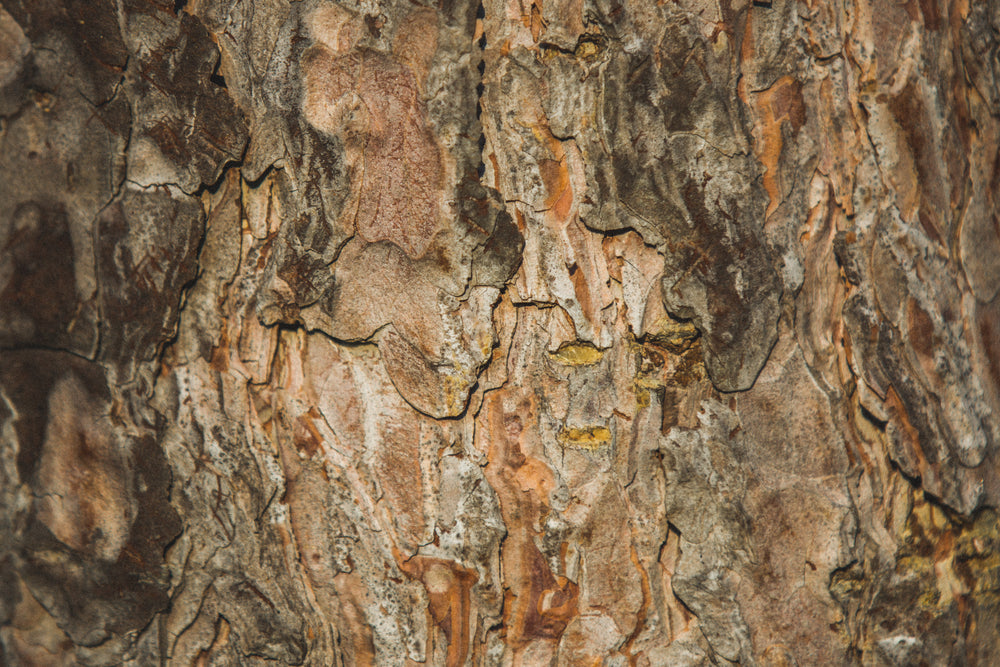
[2,0,1000,664]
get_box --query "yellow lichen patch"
[644,318,699,352]
[574,38,602,60]
[894,495,1000,614]
[441,371,472,417]
[557,426,612,451]
[633,373,664,411]
[477,331,494,360]
[668,340,706,387]
[635,388,651,409]
[549,342,604,366]
[955,509,1000,600]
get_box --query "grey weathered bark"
[1,0,999,664]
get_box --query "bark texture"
[1,0,1000,664]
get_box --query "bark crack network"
[2,0,1000,664]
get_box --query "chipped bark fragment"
[0,202,85,352]
[123,11,248,193]
[97,185,206,376]
[589,4,783,391]
[3,0,1000,664]
[303,46,445,259]
[0,350,180,650]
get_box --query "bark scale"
[1,0,999,664]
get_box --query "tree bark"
[1,0,999,664]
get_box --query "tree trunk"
[2,0,999,664]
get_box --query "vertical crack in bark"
[2,0,1000,663]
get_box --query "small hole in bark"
[174,0,187,14]
[476,3,485,19]
[752,0,772,6]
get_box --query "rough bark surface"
[1,0,999,664]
